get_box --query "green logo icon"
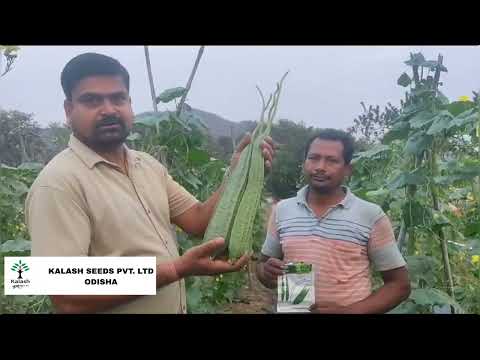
[11,260,29,279]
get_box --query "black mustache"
[96,117,123,128]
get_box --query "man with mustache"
[25,52,275,314]
[256,129,410,313]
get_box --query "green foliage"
[156,87,187,104]
[0,110,49,166]
[353,144,390,161]
[404,131,432,155]
[352,52,480,314]
[130,113,224,199]
[266,120,318,199]
[348,102,400,145]
[397,72,411,87]
[0,46,19,77]
[391,288,464,314]
[0,163,53,314]
[388,170,428,190]
[383,121,410,143]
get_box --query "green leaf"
[388,300,419,314]
[437,91,449,105]
[0,239,31,253]
[365,188,389,198]
[179,109,208,128]
[405,255,438,287]
[432,210,451,227]
[17,162,43,171]
[402,200,432,228]
[409,289,464,314]
[178,112,208,130]
[134,112,171,127]
[156,87,187,104]
[445,101,475,117]
[434,162,480,185]
[388,170,427,190]
[404,52,426,67]
[412,88,435,98]
[404,131,432,155]
[397,72,411,87]
[403,104,423,115]
[448,108,479,130]
[187,148,210,166]
[465,222,480,237]
[409,289,436,306]
[183,173,202,190]
[8,179,29,196]
[0,182,14,196]
[409,111,435,129]
[354,144,390,160]
[426,111,453,135]
[0,164,18,171]
[433,176,452,186]
[435,173,479,185]
[167,113,191,130]
[383,121,410,143]
[186,284,203,309]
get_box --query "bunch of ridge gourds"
[203,72,288,261]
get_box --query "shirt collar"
[68,134,139,170]
[296,184,354,209]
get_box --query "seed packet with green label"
[277,262,315,313]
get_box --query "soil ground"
[218,261,276,314]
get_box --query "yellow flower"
[472,255,480,264]
[458,96,471,102]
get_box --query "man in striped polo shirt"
[257,129,411,314]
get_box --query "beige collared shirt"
[26,134,199,314]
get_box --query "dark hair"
[304,128,355,164]
[61,52,130,100]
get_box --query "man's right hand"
[259,257,285,288]
[173,238,250,278]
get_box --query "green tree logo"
[11,260,29,279]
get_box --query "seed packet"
[277,262,315,313]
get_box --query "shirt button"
[147,209,151,214]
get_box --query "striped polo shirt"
[261,185,406,307]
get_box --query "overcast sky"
[0,46,478,130]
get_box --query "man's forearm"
[198,188,223,229]
[345,281,411,314]
[187,184,225,236]
[51,261,183,314]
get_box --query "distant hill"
[136,105,254,140]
